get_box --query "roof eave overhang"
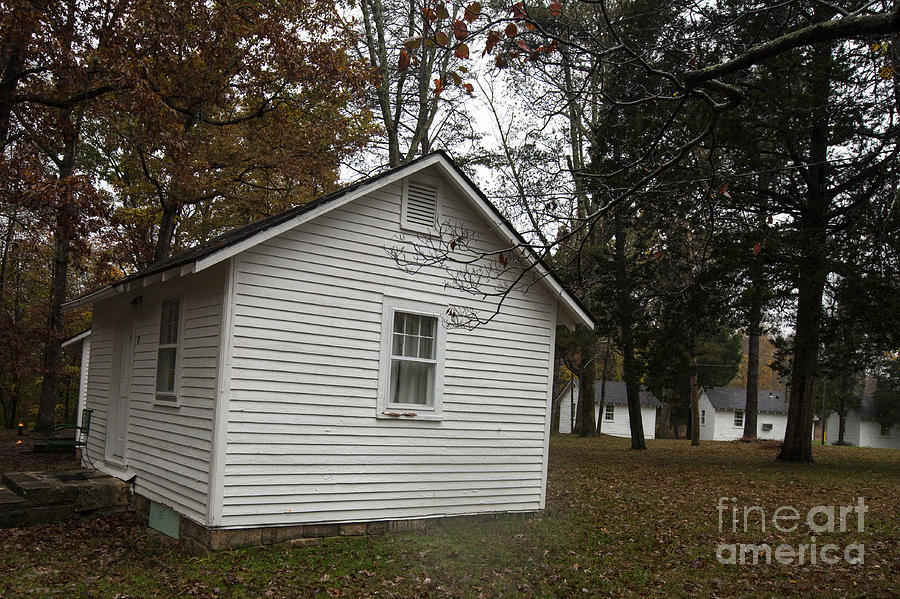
[61,262,197,312]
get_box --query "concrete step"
[0,470,130,528]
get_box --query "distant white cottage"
[825,396,900,449]
[556,380,659,438]
[698,387,789,441]
[61,152,594,550]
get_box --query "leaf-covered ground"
[1,435,898,598]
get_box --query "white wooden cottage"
[825,396,900,449]
[556,380,659,438]
[61,152,593,548]
[698,387,789,441]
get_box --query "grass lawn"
[1,435,898,598]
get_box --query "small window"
[401,178,438,233]
[734,411,744,427]
[604,404,615,422]
[389,312,437,406]
[761,423,773,432]
[881,423,892,436]
[700,409,706,425]
[155,298,181,401]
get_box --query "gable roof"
[559,379,661,408]
[594,381,661,407]
[703,387,789,413]
[62,151,593,328]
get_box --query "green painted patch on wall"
[149,501,180,539]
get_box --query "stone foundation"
[131,493,528,553]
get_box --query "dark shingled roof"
[592,381,661,407]
[704,387,789,413]
[559,379,660,407]
[67,151,593,325]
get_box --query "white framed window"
[400,176,439,234]
[734,411,744,427]
[604,404,615,422]
[761,423,773,432]
[881,423,892,436]
[700,409,706,425]
[155,297,182,403]
[377,297,445,419]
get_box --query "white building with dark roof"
[699,387,789,441]
[557,380,660,438]
[825,396,900,449]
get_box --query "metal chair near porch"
[44,408,94,470]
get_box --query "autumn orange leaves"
[398,1,564,96]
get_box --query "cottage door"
[106,319,134,464]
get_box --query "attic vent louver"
[402,179,438,232]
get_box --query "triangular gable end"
[63,152,593,329]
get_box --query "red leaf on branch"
[453,20,468,40]
[455,43,470,59]
[463,82,474,95]
[464,2,482,22]
[505,22,518,37]
[510,2,525,19]
[484,30,501,55]
[398,49,411,70]
[752,242,762,256]
[516,39,531,52]
[434,78,445,95]
[549,1,562,16]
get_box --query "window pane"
[402,334,419,358]
[390,359,435,406]
[418,330,435,360]
[156,347,177,393]
[159,299,180,345]
[403,313,418,335]
[419,317,434,339]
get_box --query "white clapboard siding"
[220,169,557,527]
[83,264,226,524]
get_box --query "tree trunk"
[36,221,71,430]
[614,207,645,449]
[838,411,846,444]
[743,292,762,439]
[36,112,77,431]
[153,201,178,263]
[595,342,611,434]
[777,40,833,464]
[576,331,597,437]
[656,401,672,439]
[689,354,700,446]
